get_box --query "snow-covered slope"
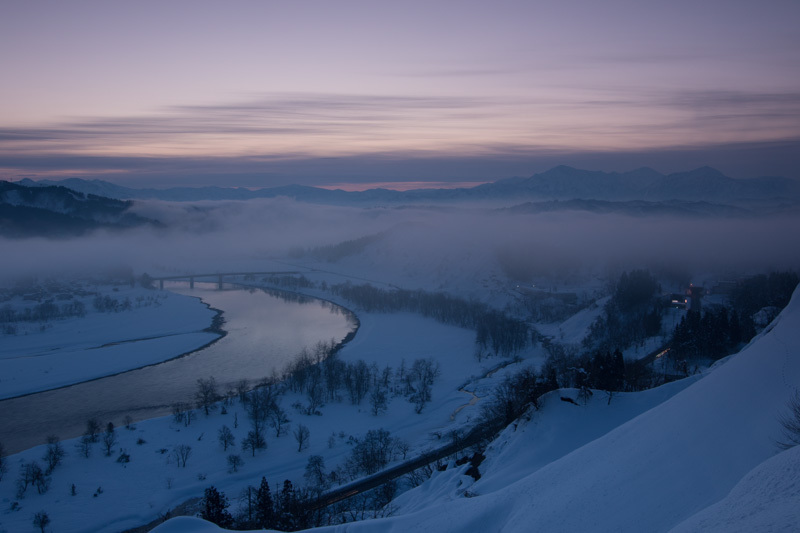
[157,285,800,533]
[0,180,157,237]
[669,444,800,533]
[313,286,797,532]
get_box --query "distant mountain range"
[0,180,159,238]
[4,165,799,238]
[14,165,800,206]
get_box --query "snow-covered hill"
[159,284,800,532]
[0,180,157,237]
[341,287,800,532]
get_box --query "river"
[0,283,357,453]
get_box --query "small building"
[666,293,688,309]
[686,285,704,313]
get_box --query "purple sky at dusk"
[1,0,799,188]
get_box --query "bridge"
[150,271,302,290]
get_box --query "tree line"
[668,271,798,362]
[729,271,798,319]
[200,425,410,530]
[0,300,86,325]
[670,306,754,361]
[329,282,531,357]
[284,342,442,416]
[583,269,663,352]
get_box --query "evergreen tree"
[276,479,296,531]
[611,349,625,390]
[200,486,234,528]
[729,309,742,346]
[255,477,275,529]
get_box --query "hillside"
[338,286,800,532]
[157,284,800,532]
[0,180,158,237]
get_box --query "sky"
[1,0,799,189]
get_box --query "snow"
[0,286,218,399]
[471,378,698,495]
[669,444,800,533]
[152,516,225,532]
[534,295,608,345]
[292,284,799,532]
[0,303,537,533]
[3,272,799,532]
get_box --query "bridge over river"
[151,271,302,289]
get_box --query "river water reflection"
[0,283,357,453]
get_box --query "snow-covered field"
[0,286,218,399]
[0,304,542,533]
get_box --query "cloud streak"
[2,137,800,189]
[1,89,799,186]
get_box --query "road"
[308,417,507,511]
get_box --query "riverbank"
[0,285,220,400]
[0,306,538,533]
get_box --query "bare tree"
[395,438,410,460]
[218,425,235,451]
[294,424,310,452]
[408,358,440,413]
[195,376,220,416]
[245,387,272,450]
[236,379,249,404]
[227,454,244,473]
[345,360,371,405]
[172,402,195,426]
[101,423,117,456]
[76,435,93,459]
[242,431,265,457]
[172,403,185,424]
[17,461,49,497]
[85,418,101,443]
[33,510,50,533]
[173,444,192,468]
[305,379,324,415]
[269,403,289,438]
[303,455,328,495]
[369,386,388,416]
[43,436,65,474]
[347,428,395,476]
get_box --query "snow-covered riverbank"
[0,308,540,533]
[0,286,219,399]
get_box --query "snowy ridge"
[0,180,157,237]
